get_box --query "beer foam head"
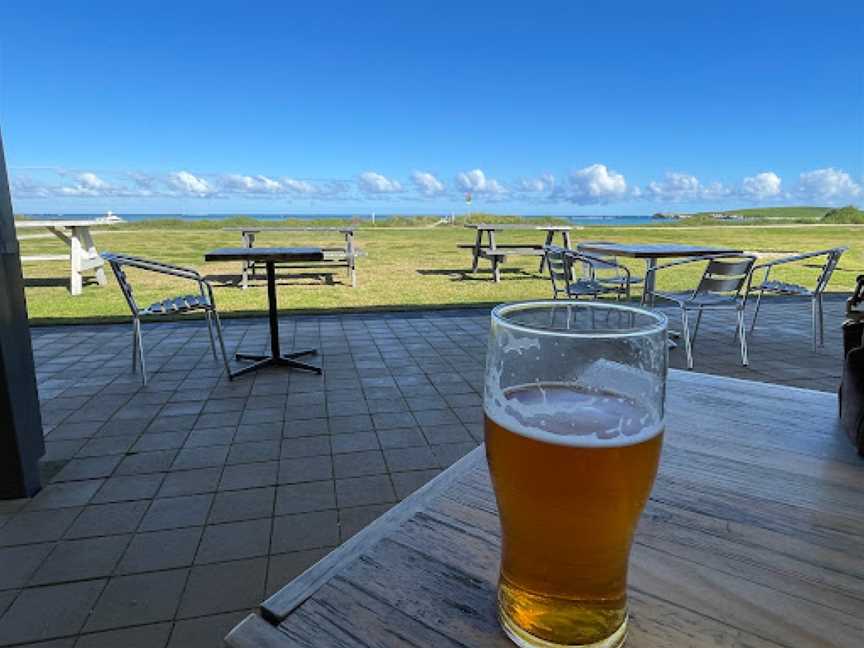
[484,382,663,448]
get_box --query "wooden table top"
[223,227,355,234]
[465,223,573,231]
[14,219,122,228]
[577,242,742,258]
[204,247,324,262]
[226,371,863,648]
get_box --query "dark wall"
[0,127,45,498]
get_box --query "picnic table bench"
[15,218,121,295]
[224,227,361,288]
[225,370,863,648]
[460,223,573,282]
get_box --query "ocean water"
[22,212,656,227]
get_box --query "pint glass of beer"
[484,300,667,648]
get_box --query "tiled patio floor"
[0,296,846,647]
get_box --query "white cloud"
[411,170,445,196]
[559,163,628,204]
[221,174,283,194]
[168,171,214,196]
[455,169,506,195]
[797,167,861,201]
[358,171,403,193]
[518,173,555,192]
[57,172,113,196]
[644,172,702,201]
[741,171,782,199]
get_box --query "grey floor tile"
[0,543,54,591]
[65,500,150,539]
[75,436,136,458]
[25,481,103,511]
[51,456,122,483]
[277,456,333,485]
[226,440,281,465]
[271,510,339,553]
[83,570,187,633]
[30,535,130,586]
[275,480,336,515]
[194,518,271,564]
[157,468,221,498]
[167,611,247,648]
[0,508,82,546]
[90,474,164,504]
[116,527,203,574]
[391,469,441,499]
[384,446,439,472]
[338,503,392,541]
[330,432,379,454]
[177,559,266,619]
[332,450,387,478]
[279,436,331,459]
[219,461,279,491]
[75,622,172,648]
[132,432,188,453]
[171,445,229,471]
[335,475,396,508]
[376,427,426,449]
[421,423,473,445]
[371,411,417,430]
[183,427,236,448]
[234,422,282,443]
[208,487,275,524]
[327,415,373,434]
[265,547,330,596]
[0,580,105,645]
[431,441,478,467]
[282,417,329,438]
[115,450,177,475]
[139,493,213,531]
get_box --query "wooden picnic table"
[15,218,121,294]
[576,242,743,304]
[224,226,360,289]
[461,223,574,282]
[204,247,324,379]
[225,370,863,648]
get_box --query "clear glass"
[484,300,668,648]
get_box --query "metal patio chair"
[576,240,644,298]
[101,252,231,384]
[746,247,846,350]
[645,254,756,369]
[544,245,634,301]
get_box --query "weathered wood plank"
[227,372,864,648]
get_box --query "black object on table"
[204,247,325,379]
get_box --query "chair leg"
[205,311,218,360]
[691,308,703,347]
[749,290,764,335]
[135,319,147,385]
[818,293,825,347]
[811,297,818,352]
[738,307,749,366]
[211,309,232,379]
[680,308,694,370]
[131,320,138,374]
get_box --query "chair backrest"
[574,241,624,281]
[694,255,756,298]
[815,247,846,294]
[101,252,140,315]
[544,245,572,298]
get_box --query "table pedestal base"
[232,349,321,379]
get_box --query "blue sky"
[1,1,862,214]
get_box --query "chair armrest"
[751,247,846,273]
[102,252,203,280]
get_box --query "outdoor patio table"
[204,247,324,379]
[576,242,743,305]
[462,223,575,282]
[225,371,863,648]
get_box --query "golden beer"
[485,383,663,647]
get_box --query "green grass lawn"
[17,221,863,323]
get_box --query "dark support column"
[0,127,45,498]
